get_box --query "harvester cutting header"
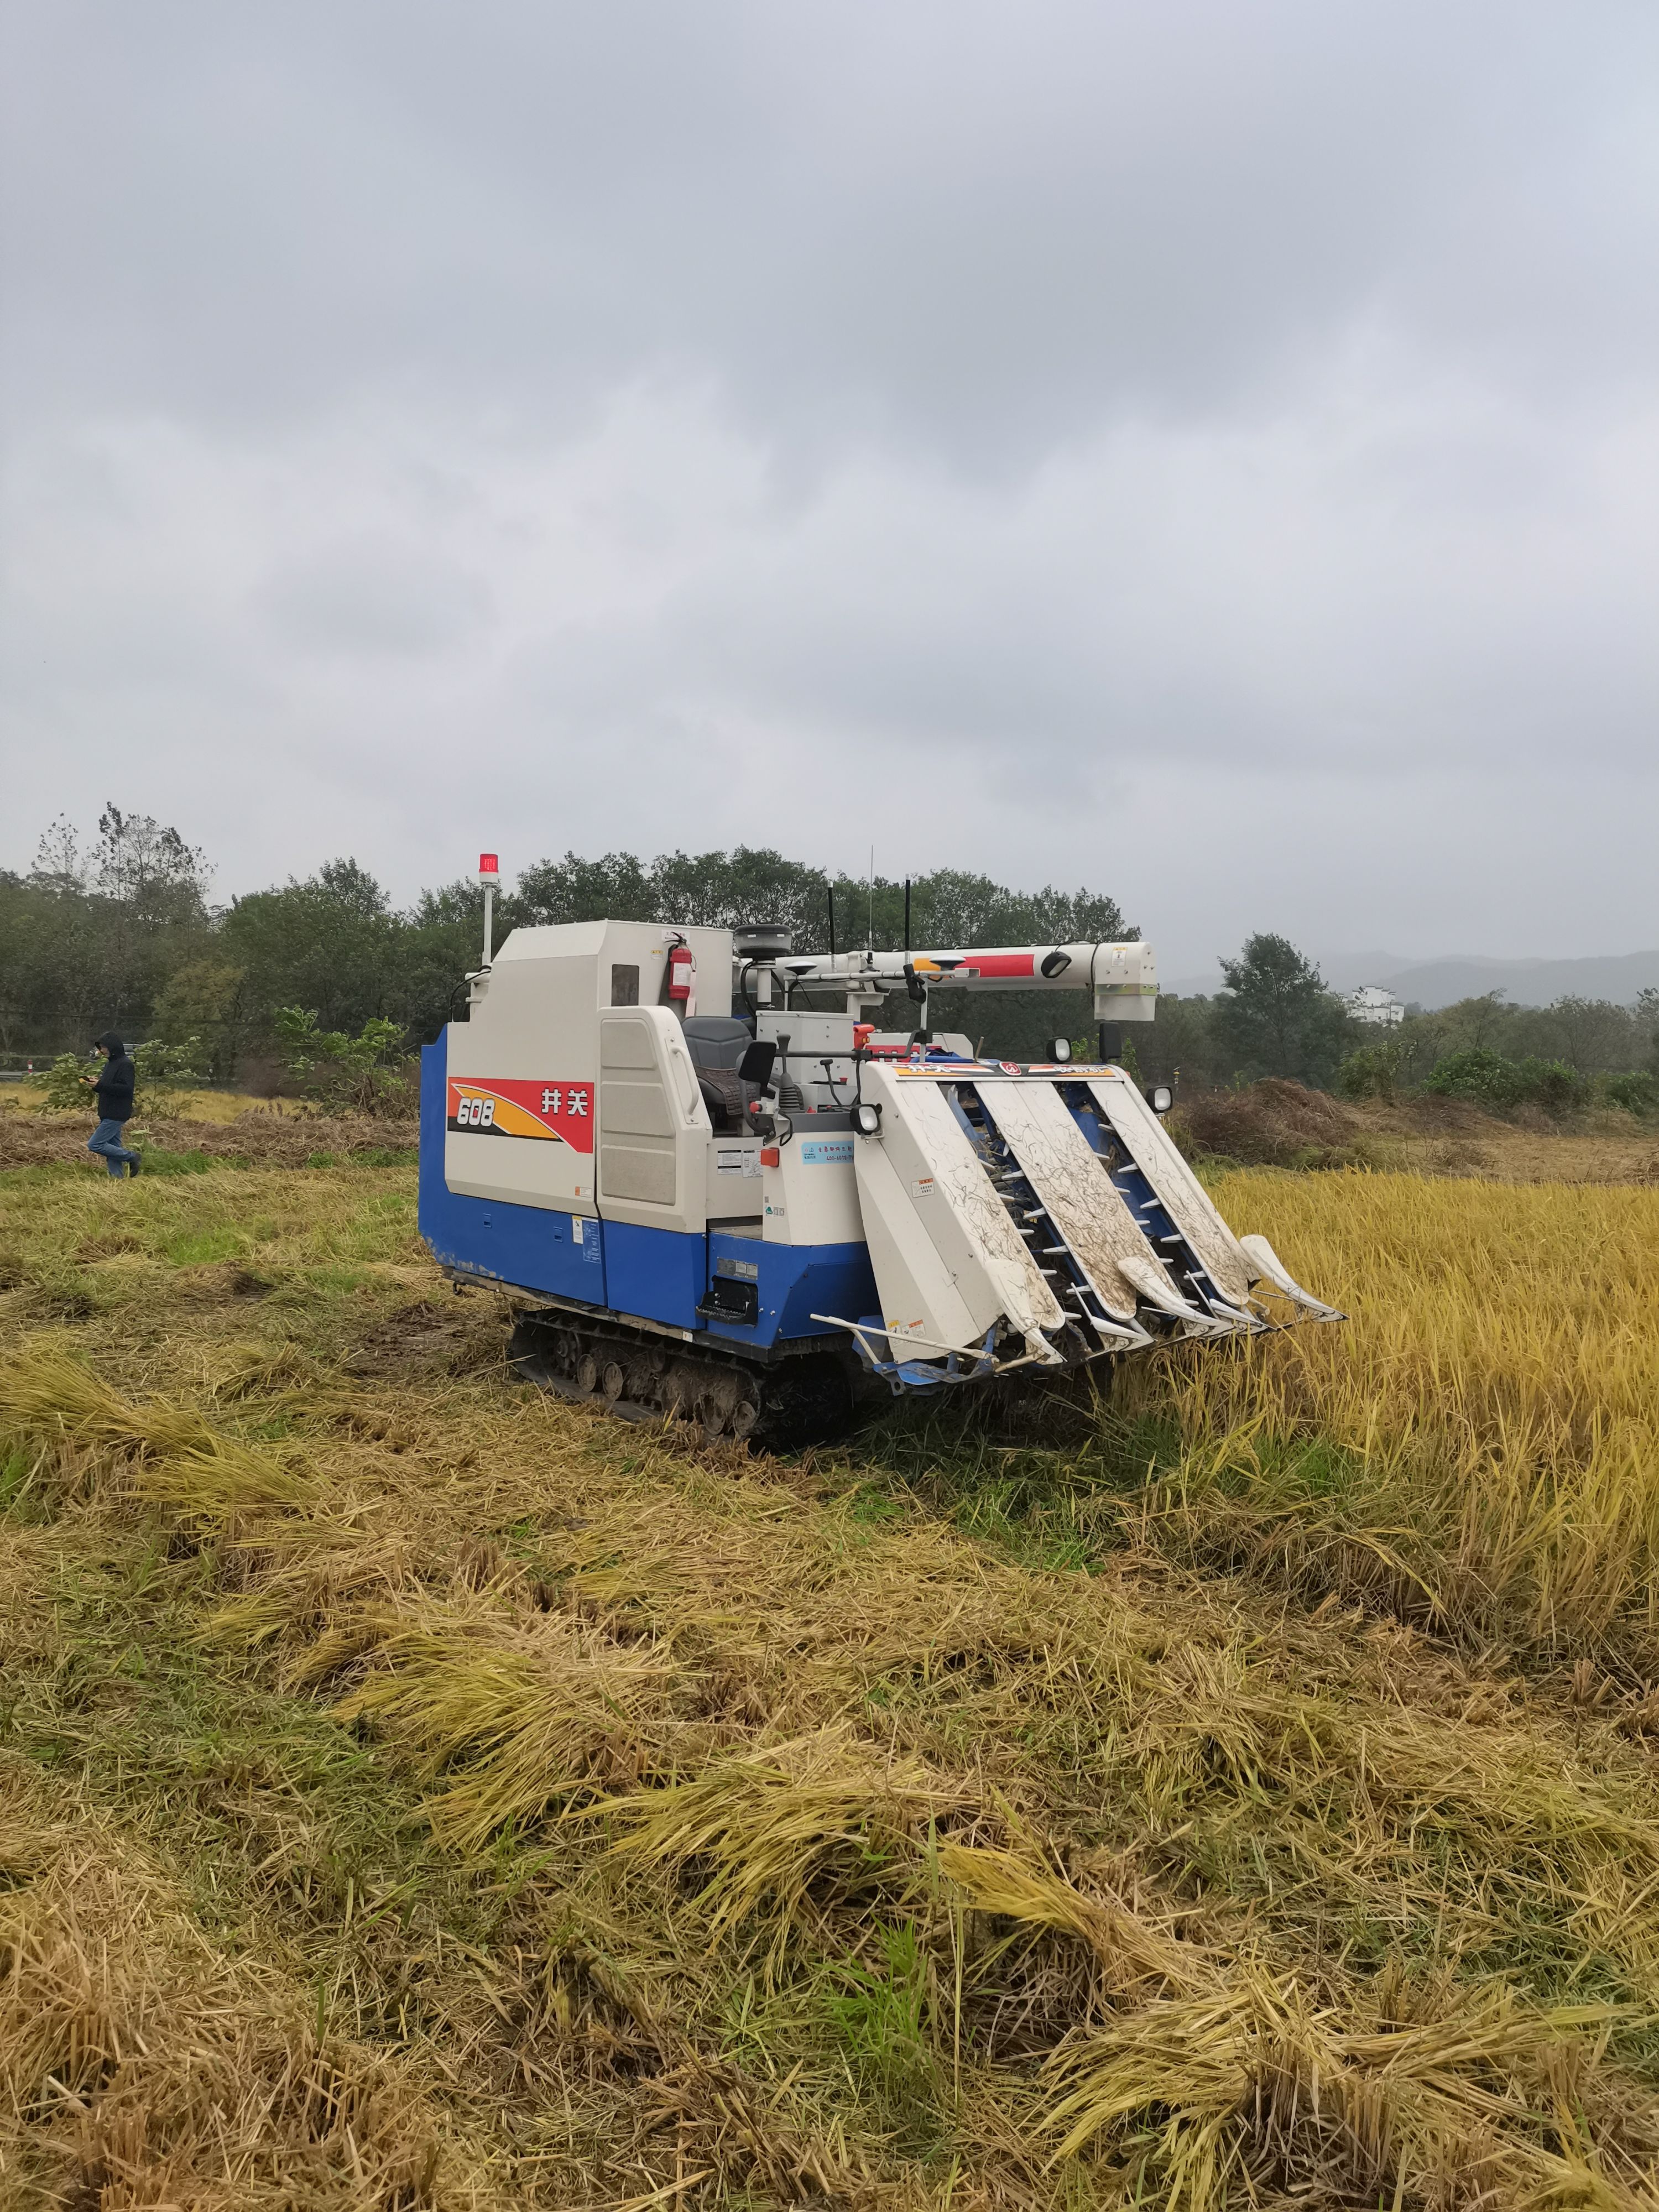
[419,867,1338,1446]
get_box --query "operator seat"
[681,1016,758,1134]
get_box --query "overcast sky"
[2,2,1656,970]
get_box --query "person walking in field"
[84,1031,142,1178]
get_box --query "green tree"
[1211,935,1353,1086]
[1636,989,1659,1076]
[511,848,1132,958]
[516,848,661,927]
[1134,993,1221,1093]
[82,804,214,1015]
[1,811,1150,1074]
[1,806,213,1053]
[90,804,211,932]
[504,848,1135,1058]
[1518,995,1639,1074]
[151,959,249,1080]
[221,860,400,1034]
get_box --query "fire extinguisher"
[662,935,697,1018]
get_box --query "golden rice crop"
[1118,1171,1659,1656]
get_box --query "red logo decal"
[446,1078,594,1152]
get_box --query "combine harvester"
[419,863,1338,1446]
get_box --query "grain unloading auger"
[418,909,1339,1447]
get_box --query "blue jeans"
[88,1119,139,1176]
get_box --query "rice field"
[1117,1172,1659,1661]
[3,1149,1659,2209]
[4,1083,290,1123]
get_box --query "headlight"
[851,1102,883,1138]
[1150,1086,1172,1114]
[1047,1036,1072,1063]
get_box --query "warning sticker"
[446,1078,595,1152]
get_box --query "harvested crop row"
[9,1299,1659,2207]
[0,1782,503,2209]
[7,1156,1659,2205]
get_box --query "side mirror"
[738,1040,777,1087]
[851,1102,883,1138]
[1150,1085,1173,1115]
[1047,1036,1073,1063]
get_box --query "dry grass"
[0,1103,417,1173]
[1174,1079,1659,1187]
[0,1338,316,1514]
[6,1149,1659,2205]
[6,1084,291,1123]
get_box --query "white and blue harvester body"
[418,919,1335,1445]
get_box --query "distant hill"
[1163,950,1659,1011]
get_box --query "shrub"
[1516,1057,1586,1117]
[38,1052,98,1113]
[1335,1040,1405,1101]
[39,1040,210,1119]
[1422,1048,1519,1108]
[133,1036,208,1088]
[273,1008,409,1114]
[1603,1070,1658,1117]
[1423,1048,1584,1117]
[133,1035,210,1116]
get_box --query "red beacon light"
[477,853,502,964]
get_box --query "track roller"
[506,1310,852,1452]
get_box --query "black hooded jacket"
[92,1032,135,1121]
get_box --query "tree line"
[3,805,1655,1112]
[1140,939,1659,1112]
[0,805,1132,1077]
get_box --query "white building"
[1347,984,1405,1027]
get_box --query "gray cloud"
[2,1,1656,970]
